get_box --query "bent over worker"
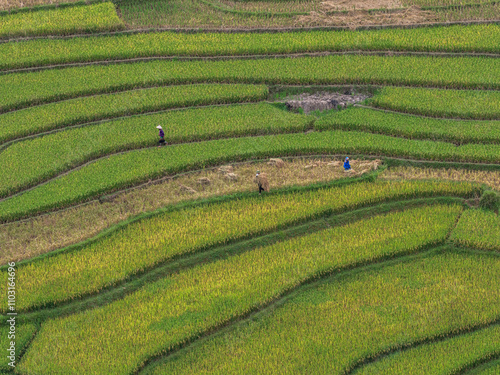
[254,170,269,195]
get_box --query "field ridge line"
[135,245,462,375]
[0,101,261,151]
[3,83,500,115]
[0,154,382,226]
[2,197,462,319]
[353,104,500,122]
[453,352,500,375]
[0,130,315,203]
[1,153,497,225]
[0,128,493,202]
[345,320,500,375]
[2,50,499,76]
[1,19,500,43]
[0,82,264,114]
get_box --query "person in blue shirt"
[156,125,166,147]
[344,157,351,171]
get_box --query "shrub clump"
[479,190,500,212]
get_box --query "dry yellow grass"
[0,157,380,264]
[295,6,437,28]
[381,166,500,190]
[321,0,403,12]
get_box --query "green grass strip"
[142,250,500,375]
[356,324,500,374]
[0,323,36,371]
[468,359,500,374]
[2,24,500,71]
[0,129,494,222]
[369,86,500,120]
[0,2,124,38]
[0,0,110,16]
[0,102,309,198]
[450,209,500,251]
[17,206,463,374]
[2,54,499,112]
[0,83,268,144]
[315,106,500,144]
[0,180,477,312]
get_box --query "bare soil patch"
[321,0,402,12]
[295,6,438,27]
[282,91,371,113]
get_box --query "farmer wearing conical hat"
[157,125,166,147]
[254,170,269,195]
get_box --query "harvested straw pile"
[254,173,270,192]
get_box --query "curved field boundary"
[17,208,468,374]
[2,24,500,72]
[0,80,270,115]
[1,173,379,269]
[4,196,460,324]
[0,2,124,39]
[3,99,499,201]
[9,88,500,201]
[0,153,382,226]
[0,103,312,199]
[3,51,500,76]
[347,322,500,374]
[354,104,500,121]
[0,0,112,16]
[0,83,268,145]
[1,151,497,228]
[0,180,476,313]
[1,19,499,44]
[136,246,499,375]
[0,323,38,372]
[465,357,500,374]
[1,55,499,113]
[0,131,295,204]
[317,107,500,144]
[368,86,500,120]
[0,101,266,151]
[452,354,500,375]
[451,209,500,252]
[200,0,499,17]
[14,245,461,373]
[143,314,500,375]
[1,129,498,223]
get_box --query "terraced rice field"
[0,4,499,374]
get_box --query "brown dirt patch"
[282,92,371,114]
[295,6,438,28]
[321,0,402,12]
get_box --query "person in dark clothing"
[344,157,351,172]
[157,125,166,147]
